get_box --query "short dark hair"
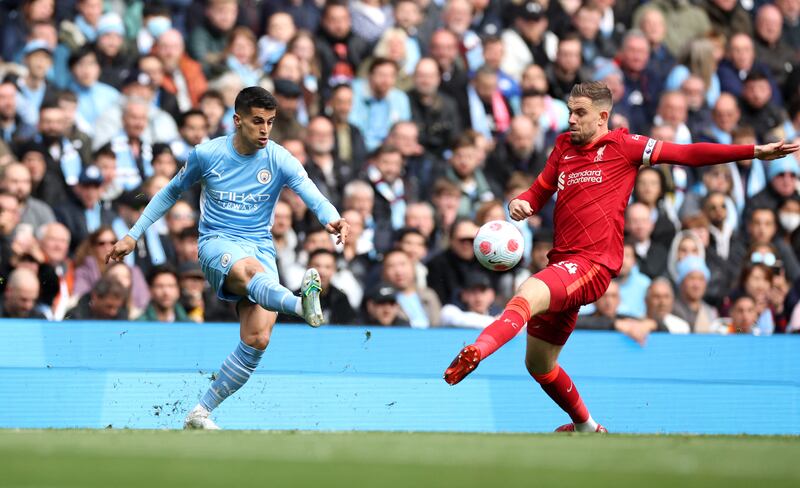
[369,143,402,161]
[308,248,337,264]
[146,264,179,287]
[179,109,207,129]
[176,227,199,240]
[93,143,115,161]
[744,70,769,84]
[570,81,613,109]
[395,227,425,243]
[68,44,96,69]
[368,57,398,75]
[234,86,278,115]
[200,89,225,105]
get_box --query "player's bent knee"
[243,332,269,351]
[516,277,551,316]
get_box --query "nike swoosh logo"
[567,383,573,393]
[564,155,575,159]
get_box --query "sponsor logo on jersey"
[257,169,272,184]
[558,170,603,189]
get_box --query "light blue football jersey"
[128,135,339,243]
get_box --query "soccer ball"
[473,220,524,271]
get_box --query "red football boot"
[443,344,481,385]
[554,423,608,433]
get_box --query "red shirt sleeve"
[620,133,755,167]
[513,139,562,213]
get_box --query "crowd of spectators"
[0,0,799,340]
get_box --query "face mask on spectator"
[147,17,172,38]
[779,212,800,233]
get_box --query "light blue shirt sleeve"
[279,149,340,226]
[128,149,203,240]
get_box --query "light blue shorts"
[198,235,279,302]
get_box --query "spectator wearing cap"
[0,268,46,319]
[500,1,556,81]
[16,39,57,127]
[268,78,305,145]
[672,255,718,333]
[349,58,412,152]
[188,0,239,76]
[54,165,118,253]
[746,157,800,218]
[359,282,409,326]
[440,272,500,328]
[137,265,189,323]
[381,248,440,327]
[155,29,208,112]
[0,162,55,231]
[67,45,121,127]
[94,13,135,88]
[0,79,35,146]
[717,34,782,108]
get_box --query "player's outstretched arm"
[105,235,136,263]
[754,140,800,160]
[325,218,350,245]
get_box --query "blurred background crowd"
[0,0,799,340]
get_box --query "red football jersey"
[522,128,659,274]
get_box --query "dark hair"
[744,70,769,84]
[570,81,613,109]
[634,166,667,202]
[520,89,547,99]
[143,4,171,17]
[369,143,402,161]
[151,142,174,158]
[68,44,96,69]
[39,99,61,113]
[395,227,425,242]
[322,0,349,17]
[146,264,179,287]
[368,57,398,75]
[234,86,278,115]
[56,88,77,104]
[738,263,774,289]
[176,226,199,240]
[308,248,337,263]
[179,109,208,129]
[93,143,115,161]
[200,89,225,105]
[383,248,411,262]
[92,277,128,300]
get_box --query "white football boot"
[301,268,324,327]
[183,405,221,430]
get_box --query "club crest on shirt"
[594,146,606,162]
[257,169,271,184]
[220,253,231,267]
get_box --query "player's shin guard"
[247,272,302,316]
[473,296,532,358]
[200,341,265,412]
[532,364,590,424]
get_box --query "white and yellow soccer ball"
[473,220,524,271]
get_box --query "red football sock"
[473,296,531,358]
[532,364,589,424]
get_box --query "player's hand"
[325,218,350,245]
[105,235,137,264]
[754,140,800,160]
[508,199,534,221]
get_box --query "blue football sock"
[200,341,265,412]
[246,272,302,316]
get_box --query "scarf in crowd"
[368,164,406,230]
[467,85,510,139]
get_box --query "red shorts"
[527,254,613,346]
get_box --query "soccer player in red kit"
[443,81,798,432]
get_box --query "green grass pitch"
[1,430,798,488]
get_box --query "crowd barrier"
[1,320,798,434]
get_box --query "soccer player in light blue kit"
[106,87,350,429]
